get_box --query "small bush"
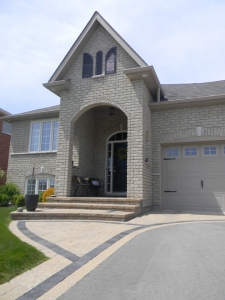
[0,194,10,207]
[15,195,25,207]
[42,188,54,202]
[11,194,18,205]
[38,192,44,202]
[0,182,20,199]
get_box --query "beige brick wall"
[55,24,148,201]
[151,103,225,208]
[8,120,57,193]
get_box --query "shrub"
[0,182,20,199]
[42,188,54,202]
[11,194,18,205]
[15,195,25,207]
[0,194,10,207]
[38,192,44,202]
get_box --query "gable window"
[82,53,93,78]
[105,47,116,74]
[29,120,58,152]
[26,178,55,195]
[96,51,103,75]
[203,146,217,156]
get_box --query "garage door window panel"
[184,147,198,157]
[203,146,218,156]
[222,146,225,155]
[166,148,180,157]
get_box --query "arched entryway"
[106,131,127,195]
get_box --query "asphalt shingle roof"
[162,80,225,101]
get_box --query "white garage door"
[163,143,225,212]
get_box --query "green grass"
[0,207,48,284]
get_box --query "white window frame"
[25,177,55,195]
[165,147,180,158]
[183,146,199,157]
[28,119,58,153]
[202,145,218,156]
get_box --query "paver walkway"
[1,211,225,299]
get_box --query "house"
[0,108,11,185]
[2,12,225,213]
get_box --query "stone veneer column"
[54,117,73,197]
[127,109,144,200]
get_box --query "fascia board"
[49,12,147,82]
[124,66,164,97]
[0,110,59,122]
[149,94,225,110]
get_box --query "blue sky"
[1,0,225,114]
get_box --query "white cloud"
[0,0,225,113]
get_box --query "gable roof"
[0,105,60,122]
[49,11,148,82]
[0,108,11,116]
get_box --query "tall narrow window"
[29,120,58,152]
[105,47,116,74]
[96,51,103,75]
[82,53,93,78]
[30,123,41,152]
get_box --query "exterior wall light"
[142,74,148,78]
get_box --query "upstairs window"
[96,51,103,75]
[29,120,58,152]
[82,53,93,78]
[105,47,116,74]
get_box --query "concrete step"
[38,202,140,212]
[46,197,142,205]
[10,208,135,222]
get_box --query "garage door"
[163,144,225,212]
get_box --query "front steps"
[11,197,143,222]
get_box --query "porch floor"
[11,197,143,222]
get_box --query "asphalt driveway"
[59,221,225,300]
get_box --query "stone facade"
[54,24,151,207]
[0,111,11,185]
[7,119,57,193]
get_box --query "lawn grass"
[0,207,48,284]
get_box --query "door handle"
[201,180,203,188]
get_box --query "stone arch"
[159,126,225,144]
[69,100,129,125]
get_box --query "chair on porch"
[73,176,104,197]
[74,176,91,196]
[89,178,104,196]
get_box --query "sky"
[1,0,225,115]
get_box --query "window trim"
[202,145,218,156]
[28,119,58,153]
[183,146,199,157]
[105,47,117,75]
[25,177,55,195]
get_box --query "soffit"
[124,66,165,100]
